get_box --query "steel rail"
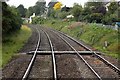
[51,30,102,80]
[22,27,41,80]
[56,30,120,74]
[41,29,57,80]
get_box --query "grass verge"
[61,23,119,59]
[2,25,32,68]
[38,18,119,59]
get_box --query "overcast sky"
[6,0,88,8]
[6,0,120,8]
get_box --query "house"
[29,13,35,23]
[66,15,74,19]
[61,6,72,12]
[48,1,57,8]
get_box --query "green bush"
[71,3,82,21]
[58,11,68,19]
[89,13,103,23]
[32,17,46,24]
[2,2,22,37]
[102,13,118,25]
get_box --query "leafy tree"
[118,7,120,21]
[101,1,119,24]
[90,13,103,23]
[58,11,68,19]
[82,6,91,16]
[102,13,118,25]
[49,9,57,18]
[81,6,92,21]
[33,0,46,15]
[85,2,106,15]
[26,7,34,17]
[2,2,22,36]
[32,17,45,24]
[71,3,83,21]
[17,4,26,17]
[108,2,118,14]
[26,0,46,17]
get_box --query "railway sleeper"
[27,51,100,55]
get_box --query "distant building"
[29,13,35,23]
[48,1,57,8]
[47,1,58,17]
[61,6,72,12]
[66,15,74,19]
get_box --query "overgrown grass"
[0,46,2,68]
[39,19,119,59]
[62,23,119,59]
[42,19,71,31]
[2,25,32,68]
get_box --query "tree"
[90,13,103,23]
[82,6,91,16]
[26,7,34,17]
[71,3,83,21]
[108,2,118,14]
[102,13,118,25]
[58,11,68,19]
[118,7,120,21]
[85,2,106,15]
[2,2,22,36]
[17,4,26,17]
[33,0,46,15]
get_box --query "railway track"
[50,28,120,79]
[55,29,120,73]
[22,26,119,80]
[42,29,57,80]
[22,27,57,80]
[22,27,41,79]
[51,30,102,80]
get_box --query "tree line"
[2,2,22,37]
[16,0,46,18]
[72,1,120,25]
[2,0,46,39]
[27,0,119,25]
[4,0,120,25]
[2,0,120,37]
[48,1,120,25]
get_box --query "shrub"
[102,13,118,25]
[2,2,22,36]
[32,17,45,24]
[58,11,68,19]
[89,13,103,23]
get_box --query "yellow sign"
[53,2,62,10]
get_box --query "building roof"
[48,2,57,8]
